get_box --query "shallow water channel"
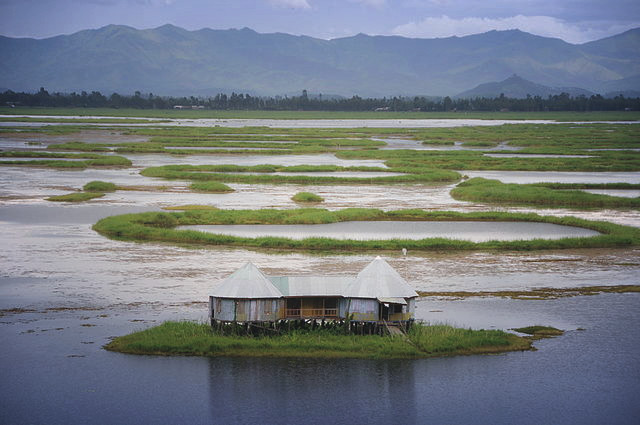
[181,220,600,242]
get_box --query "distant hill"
[456,75,595,98]
[0,25,638,96]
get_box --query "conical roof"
[210,262,283,299]
[345,256,418,299]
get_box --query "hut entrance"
[285,297,338,318]
[380,303,405,321]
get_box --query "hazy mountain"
[0,24,638,97]
[456,75,595,98]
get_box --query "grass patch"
[189,182,234,193]
[0,151,132,169]
[47,192,105,202]
[141,164,460,185]
[292,192,324,203]
[451,178,640,209]
[104,321,534,359]
[512,326,564,337]
[92,208,640,252]
[83,181,118,192]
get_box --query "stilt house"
[209,257,418,325]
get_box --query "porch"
[285,297,340,319]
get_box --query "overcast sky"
[1,0,639,44]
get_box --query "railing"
[286,308,338,318]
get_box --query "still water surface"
[181,221,600,242]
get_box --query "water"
[180,220,600,242]
[582,189,640,198]
[1,293,638,425]
[1,122,639,424]
[122,152,387,168]
[0,116,558,128]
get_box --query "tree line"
[2,87,639,112]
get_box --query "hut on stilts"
[209,256,418,335]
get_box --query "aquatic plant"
[83,181,118,192]
[292,192,324,203]
[104,321,534,359]
[92,208,640,252]
[189,182,234,193]
[451,178,640,209]
[47,192,105,202]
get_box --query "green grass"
[83,181,118,192]
[47,192,105,202]
[292,192,325,203]
[104,321,534,359]
[189,182,234,193]
[92,208,640,252]
[451,178,640,209]
[0,151,132,169]
[512,326,564,338]
[140,164,460,185]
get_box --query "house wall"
[347,298,379,321]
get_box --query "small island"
[105,321,561,359]
[105,259,563,360]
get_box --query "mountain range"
[1,24,638,97]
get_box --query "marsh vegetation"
[104,321,536,359]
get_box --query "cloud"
[391,14,640,43]
[349,0,386,7]
[267,0,311,9]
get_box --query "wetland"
[1,113,639,425]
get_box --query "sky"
[1,0,639,44]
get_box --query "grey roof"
[210,262,283,299]
[344,256,419,299]
[210,258,417,300]
[269,276,353,297]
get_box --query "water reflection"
[207,357,417,424]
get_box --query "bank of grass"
[104,321,534,359]
[0,151,132,169]
[451,178,640,209]
[338,148,640,172]
[140,164,460,185]
[292,192,324,203]
[190,182,234,193]
[92,208,640,252]
[47,192,106,202]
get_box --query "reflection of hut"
[209,257,418,330]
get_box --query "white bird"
[402,248,407,257]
